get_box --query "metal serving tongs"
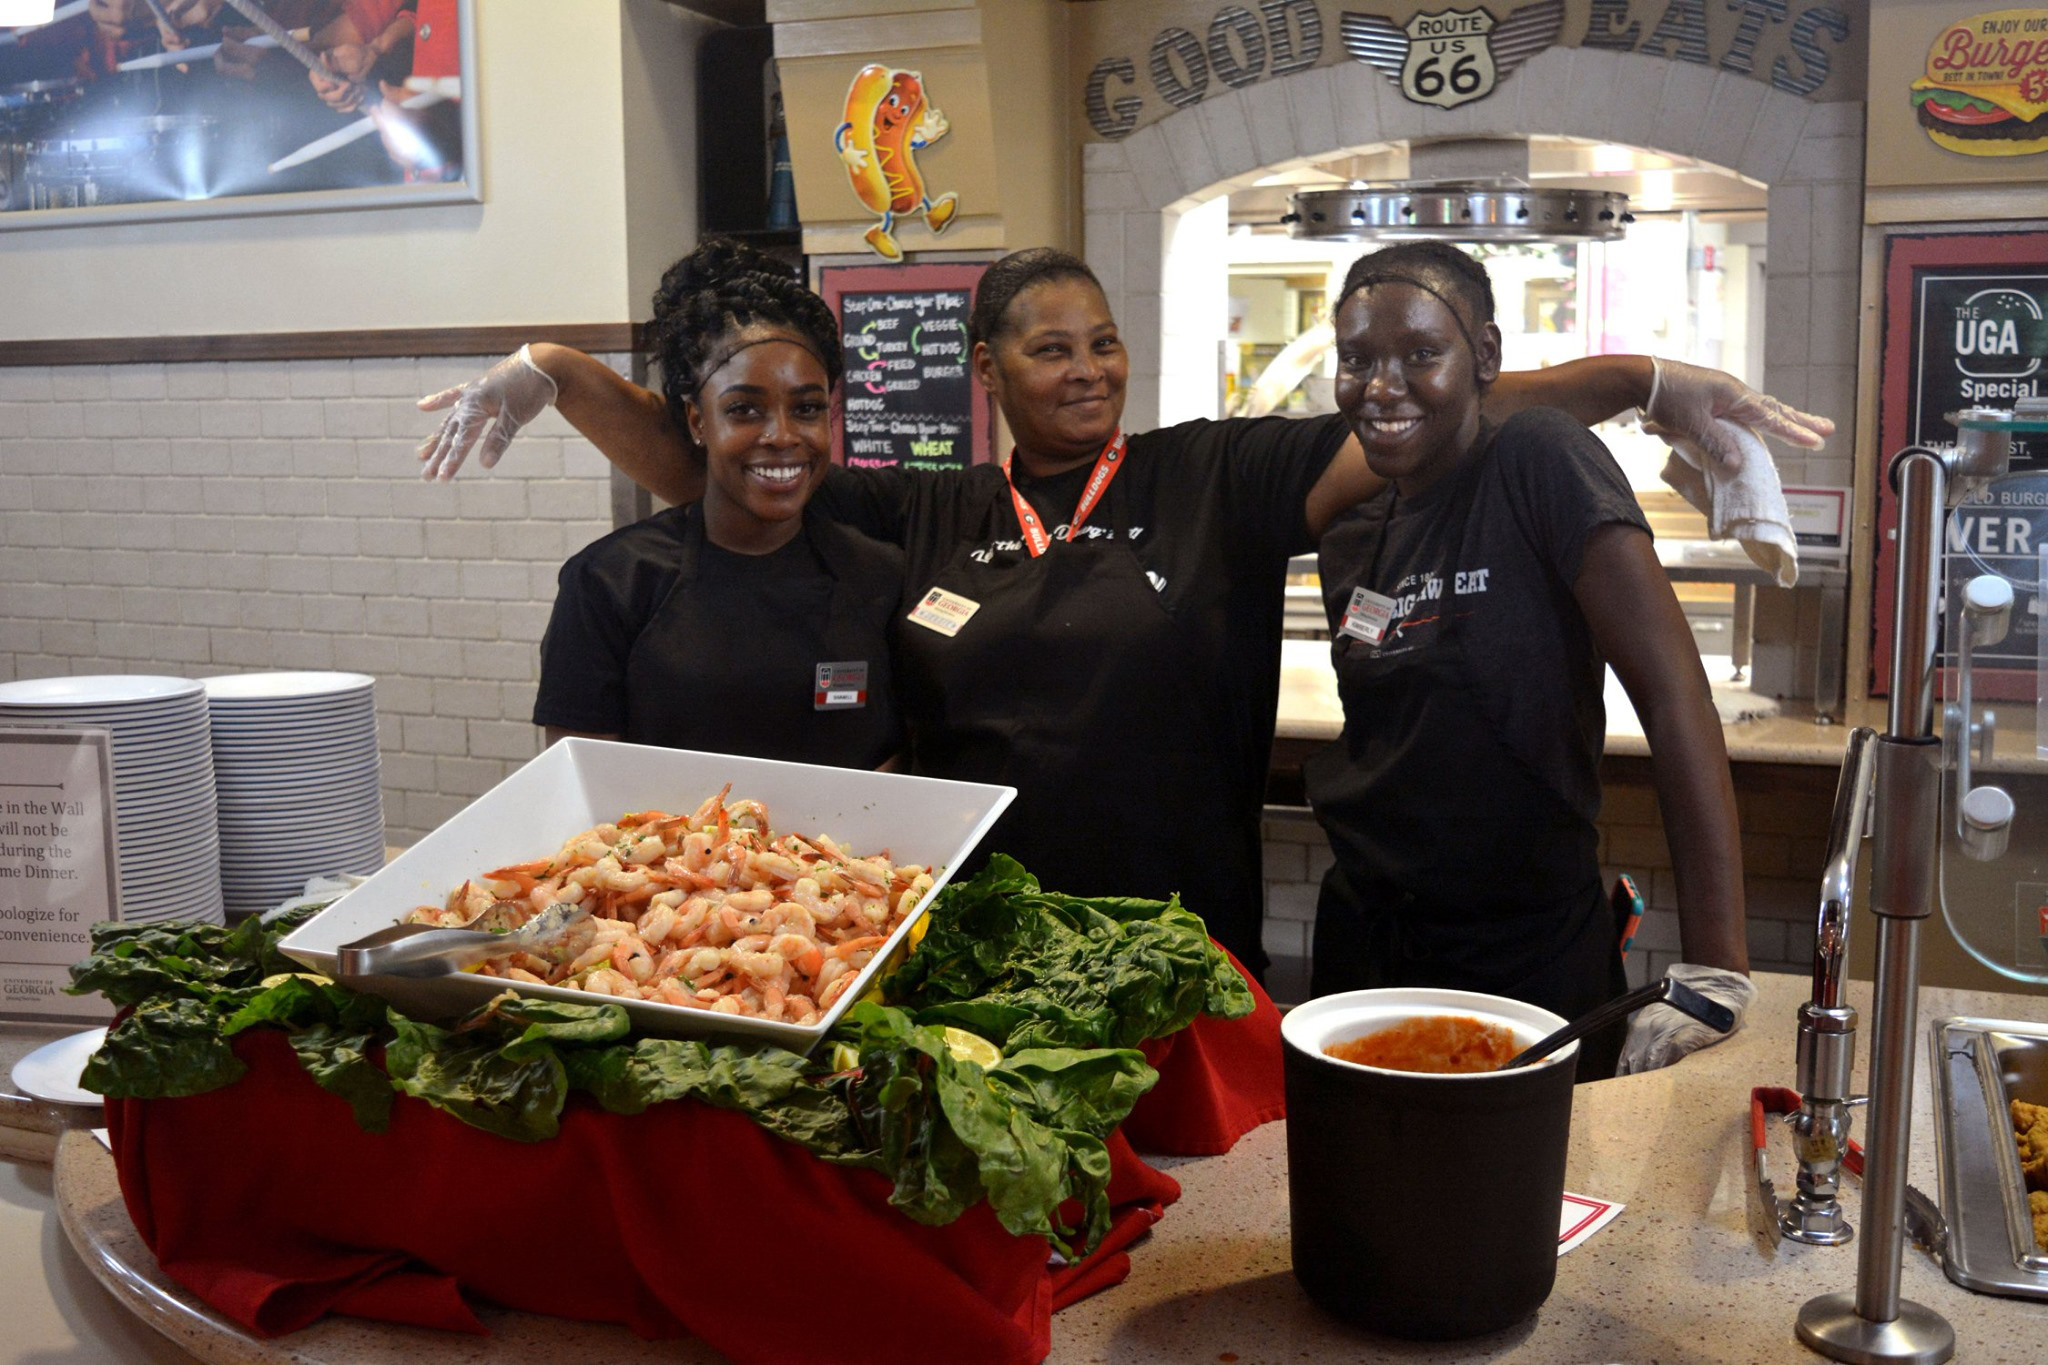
[335,901,590,980]
[1751,1086,1947,1255]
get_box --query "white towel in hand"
[1658,418,1799,588]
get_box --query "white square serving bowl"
[277,738,1015,1051]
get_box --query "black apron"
[622,506,901,770]
[892,472,1265,971]
[1304,475,1626,1080]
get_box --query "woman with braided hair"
[422,245,1827,988]
[528,238,904,766]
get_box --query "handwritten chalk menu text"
[0,728,119,1020]
[820,262,993,472]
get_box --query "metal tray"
[1928,1016,2048,1299]
[277,739,1014,1052]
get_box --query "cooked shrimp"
[407,789,937,1021]
[612,935,656,984]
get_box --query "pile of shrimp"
[406,785,934,1025]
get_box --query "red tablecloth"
[107,969,1284,1365]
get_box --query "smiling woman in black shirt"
[532,239,904,770]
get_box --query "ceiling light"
[1282,179,1631,244]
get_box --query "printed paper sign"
[0,727,119,1021]
[1782,486,1850,555]
[1558,1191,1623,1255]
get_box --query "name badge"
[1339,586,1397,645]
[907,586,981,638]
[814,661,869,711]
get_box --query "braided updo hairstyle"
[967,247,1106,350]
[651,238,843,447]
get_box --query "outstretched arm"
[1486,356,1655,429]
[1302,357,1836,539]
[1489,355,1835,468]
[416,344,706,506]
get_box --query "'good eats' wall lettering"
[1083,0,1855,140]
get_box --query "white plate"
[113,773,217,794]
[220,859,383,881]
[11,1026,110,1107]
[214,764,380,782]
[0,700,198,719]
[82,715,213,735]
[209,703,376,724]
[202,672,373,702]
[212,735,378,753]
[281,739,1015,1052]
[215,778,381,800]
[0,676,202,706]
[215,780,380,800]
[216,820,385,843]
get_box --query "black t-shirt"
[814,413,1349,927]
[1309,408,1652,908]
[534,505,905,767]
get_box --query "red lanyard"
[1004,431,1128,558]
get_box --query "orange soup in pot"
[1324,1015,1516,1074]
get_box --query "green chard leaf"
[383,1011,569,1144]
[289,1016,395,1133]
[83,997,246,1098]
[882,854,1253,1052]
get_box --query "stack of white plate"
[0,675,224,925]
[204,672,386,916]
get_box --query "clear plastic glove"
[1643,357,1836,475]
[415,345,558,481]
[1616,962,1756,1075]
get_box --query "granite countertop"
[25,972,2048,1363]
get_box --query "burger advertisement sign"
[1913,9,2048,156]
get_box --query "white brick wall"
[1,353,631,846]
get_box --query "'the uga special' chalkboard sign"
[1872,230,2048,698]
[818,262,993,472]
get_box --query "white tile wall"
[0,353,631,847]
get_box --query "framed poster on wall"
[817,260,993,473]
[0,0,478,229]
[1871,229,2048,699]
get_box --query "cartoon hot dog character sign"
[835,64,960,261]
[1911,9,2048,157]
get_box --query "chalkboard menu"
[1872,230,2048,697]
[819,262,993,472]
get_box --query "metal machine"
[1767,401,2048,1363]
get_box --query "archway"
[1080,45,1865,493]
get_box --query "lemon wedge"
[940,1026,1001,1069]
[827,1042,861,1072]
[259,972,333,988]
